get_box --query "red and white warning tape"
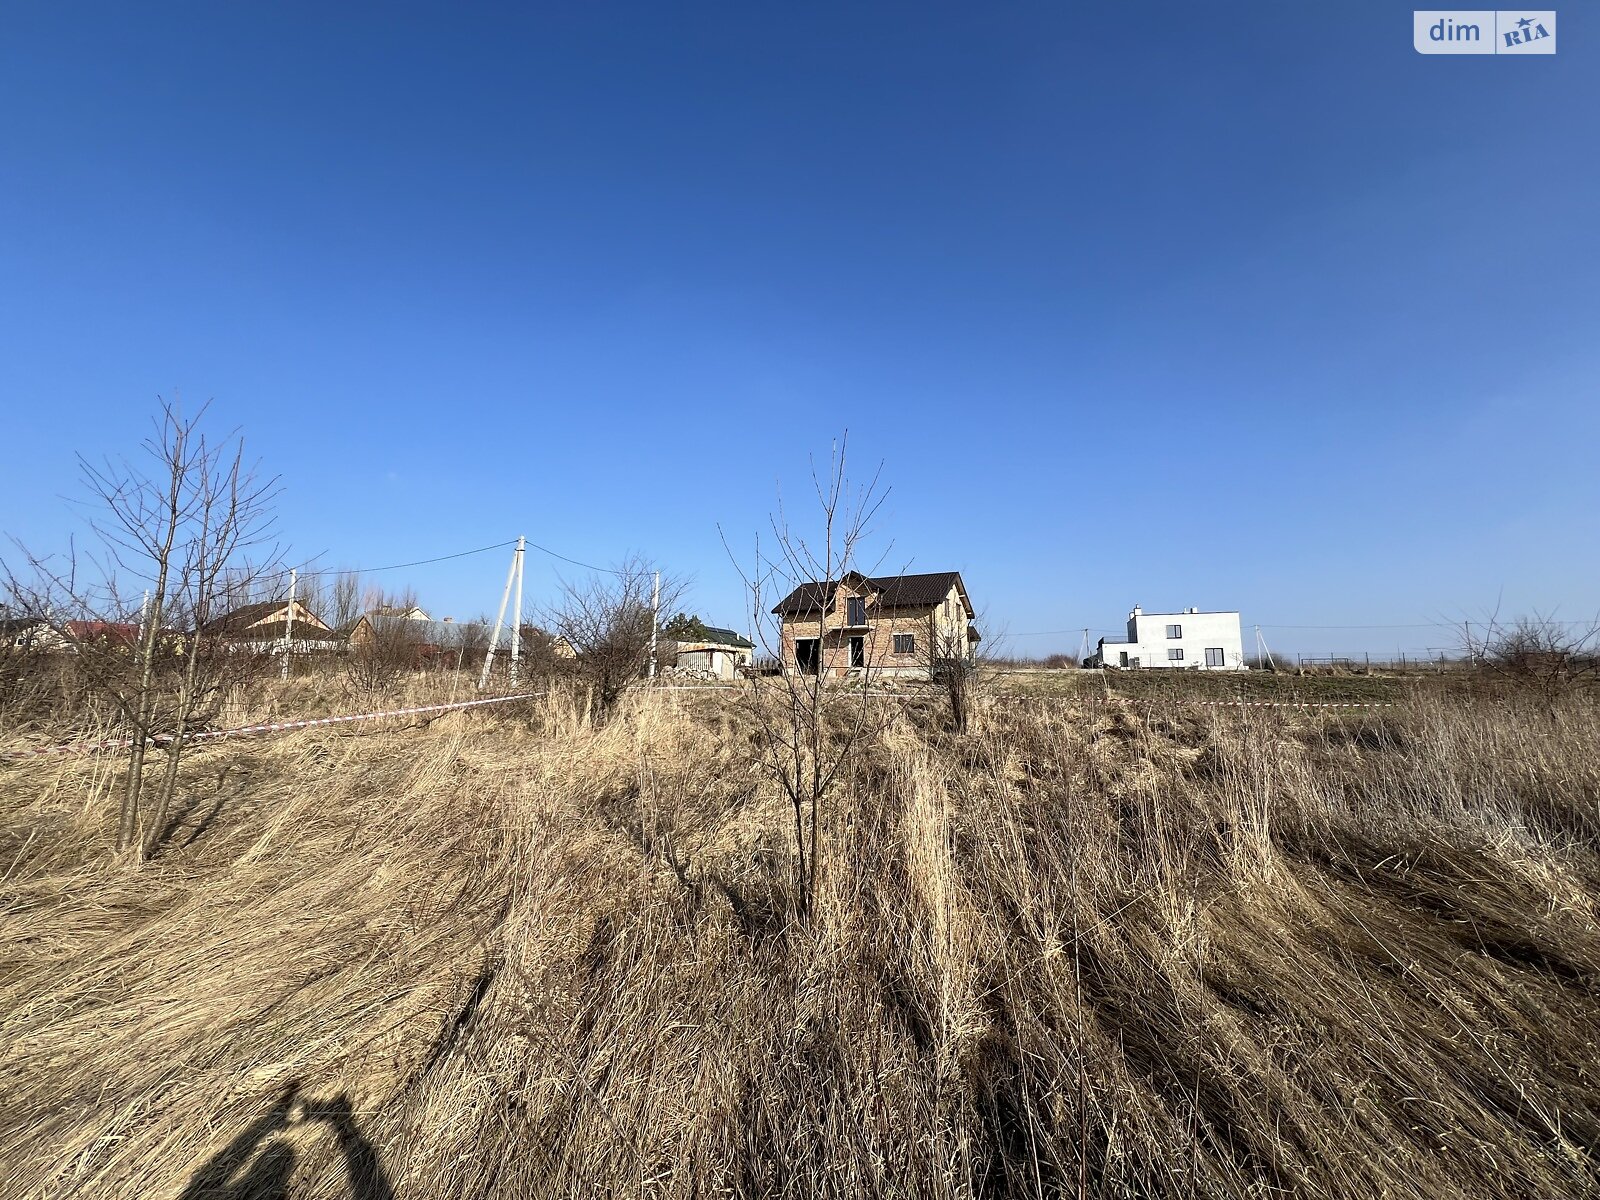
[3,686,1394,764]
[650,684,1395,709]
[1,691,542,763]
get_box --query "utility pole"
[281,568,296,681]
[647,570,661,681]
[479,542,520,692]
[509,536,525,686]
[1254,625,1278,672]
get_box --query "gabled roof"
[201,600,283,633]
[772,571,972,618]
[202,600,331,636]
[675,625,754,650]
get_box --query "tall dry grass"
[0,682,1596,1198]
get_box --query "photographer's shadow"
[183,1084,394,1200]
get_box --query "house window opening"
[796,638,820,675]
[847,596,867,626]
[1168,647,1185,661]
[849,636,866,669]
[893,633,915,655]
[1167,624,1182,639]
[1205,647,1225,667]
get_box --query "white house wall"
[1107,611,1245,670]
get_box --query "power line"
[289,540,517,577]
[278,534,640,592]
[1260,619,1598,630]
[521,538,629,577]
[1259,621,1452,631]
[1006,628,1125,638]
[288,535,639,581]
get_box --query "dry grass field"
[1,676,1598,1199]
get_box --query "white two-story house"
[1091,605,1245,670]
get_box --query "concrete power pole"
[509,536,525,686]
[647,570,660,681]
[479,542,520,692]
[281,568,296,681]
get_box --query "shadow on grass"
[182,1083,394,1200]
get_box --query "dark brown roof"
[202,601,332,637]
[772,571,971,617]
[201,601,286,635]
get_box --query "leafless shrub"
[345,591,426,700]
[452,617,493,673]
[329,570,364,632]
[547,555,681,717]
[918,608,993,732]
[512,623,576,682]
[1468,612,1600,706]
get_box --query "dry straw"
[0,679,1597,1198]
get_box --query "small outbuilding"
[671,627,755,681]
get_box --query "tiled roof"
[772,571,969,617]
[63,621,139,644]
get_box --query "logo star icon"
[1517,16,1534,28]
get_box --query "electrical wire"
[521,538,629,577]
[288,540,517,577]
[287,535,637,580]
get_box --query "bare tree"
[451,616,492,676]
[346,588,425,698]
[919,603,990,733]
[329,570,364,632]
[139,432,282,855]
[547,555,681,717]
[724,435,894,918]
[10,399,281,858]
[1465,611,1600,708]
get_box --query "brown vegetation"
[547,555,680,717]
[1,677,1597,1199]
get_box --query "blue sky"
[2,3,1595,658]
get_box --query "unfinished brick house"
[771,570,978,678]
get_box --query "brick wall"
[778,578,971,677]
